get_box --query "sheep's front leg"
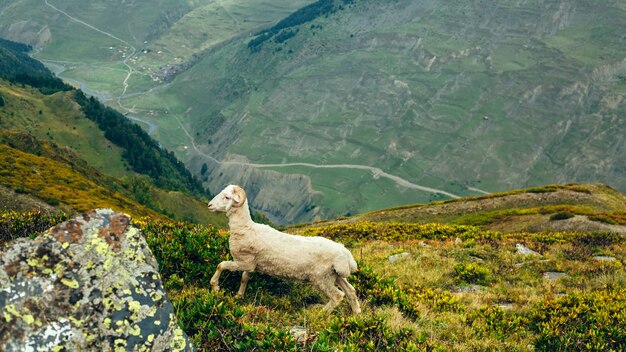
[236,271,251,298]
[210,260,254,294]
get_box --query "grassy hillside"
[0,140,157,217]
[0,38,228,226]
[306,183,626,234]
[0,80,130,177]
[0,78,224,225]
[3,208,625,350]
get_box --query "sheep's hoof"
[211,285,220,293]
[235,293,244,299]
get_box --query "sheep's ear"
[232,186,246,208]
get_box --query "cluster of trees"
[73,92,207,196]
[0,38,72,94]
[247,0,355,52]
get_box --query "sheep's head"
[207,185,247,213]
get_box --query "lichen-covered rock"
[0,209,194,351]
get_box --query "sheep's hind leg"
[236,271,251,298]
[316,276,345,313]
[336,277,361,314]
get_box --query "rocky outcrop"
[0,209,194,351]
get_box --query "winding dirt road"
[175,118,460,198]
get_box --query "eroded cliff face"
[0,209,194,351]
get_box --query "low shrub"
[300,222,501,243]
[405,286,464,313]
[0,210,68,245]
[550,211,575,221]
[531,290,626,351]
[469,306,528,340]
[138,220,232,288]
[453,262,492,285]
[314,315,424,351]
[174,288,297,351]
[588,213,626,226]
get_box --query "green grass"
[147,218,626,351]
[311,183,626,234]
[3,193,626,350]
[0,83,130,177]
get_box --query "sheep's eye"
[224,195,230,200]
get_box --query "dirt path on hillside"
[175,117,460,198]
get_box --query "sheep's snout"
[207,199,226,212]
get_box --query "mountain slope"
[2,0,624,224]
[120,0,626,223]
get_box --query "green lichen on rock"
[0,209,194,351]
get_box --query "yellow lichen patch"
[93,237,111,256]
[150,291,163,302]
[68,316,83,327]
[128,324,141,336]
[4,304,19,319]
[84,260,96,271]
[22,314,35,325]
[26,257,41,268]
[147,306,157,318]
[54,263,65,277]
[114,338,127,352]
[103,317,111,329]
[169,327,188,351]
[128,300,142,320]
[128,300,141,312]
[60,278,79,289]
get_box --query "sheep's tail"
[333,247,358,278]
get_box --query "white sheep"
[207,185,361,314]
